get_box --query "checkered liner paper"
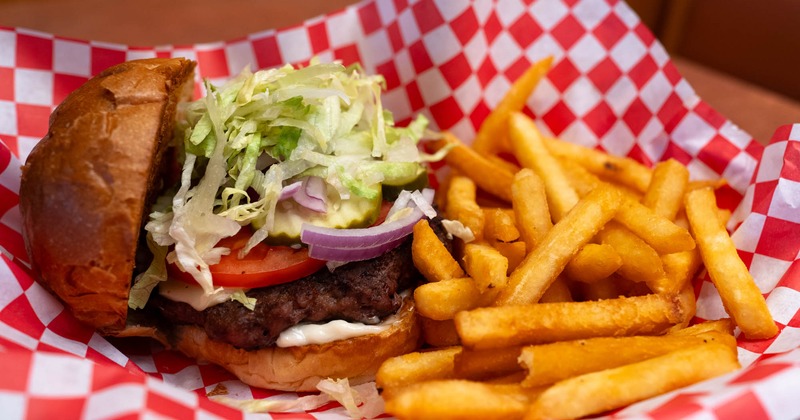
[1,0,800,418]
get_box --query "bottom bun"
[165,296,421,392]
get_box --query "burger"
[19,57,447,391]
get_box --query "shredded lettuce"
[142,60,440,309]
[128,233,169,309]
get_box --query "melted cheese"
[158,279,242,311]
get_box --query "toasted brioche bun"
[19,57,423,392]
[19,57,196,334]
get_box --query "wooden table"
[2,0,797,144]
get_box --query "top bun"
[19,58,196,334]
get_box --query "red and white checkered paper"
[1,0,799,418]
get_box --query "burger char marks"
[150,218,450,349]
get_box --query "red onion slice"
[294,176,327,213]
[279,181,302,201]
[301,188,435,262]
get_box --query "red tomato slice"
[169,229,326,288]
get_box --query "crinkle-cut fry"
[420,317,461,347]
[512,169,552,252]
[543,136,653,193]
[595,221,667,288]
[386,379,543,420]
[685,188,778,339]
[414,277,484,321]
[509,112,580,221]
[472,56,554,155]
[376,346,462,397]
[669,318,735,336]
[446,175,485,242]
[454,345,525,380]
[491,240,527,274]
[642,158,689,221]
[524,343,740,420]
[483,207,520,243]
[412,219,465,282]
[463,243,509,294]
[563,243,623,284]
[495,184,622,306]
[456,293,683,350]
[519,331,737,388]
[434,132,515,202]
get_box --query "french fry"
[456,293,683,350]
[519,331,737,388]
[412,219,465,282]
[672,281,698,330]
[491,240,527,273]
[543,136,652,193]
[595,221,667,288]
[509,112,580,221]
[538,276,574,303]
[386,379,542,420]
[376,346,462,397]
[511,168,552,252]
[415,277,483,321]
[446,175,485,242]
[615,197,696,255]
[463,243,509,294]
[579,275,621,301]
[685,188,778,339]
[659,246,703,295]
[435,132,515,202]
[669,318,735,336]
[495,184,622,306]
[524,343,740,420]
[483,208,520,243]
[486,154,522,174]
[641,158,689,221]
[454,345,525,380]
[420,317,461,347]
[472,56,554,154]
[687,178,727,191]
[563,243,623,284]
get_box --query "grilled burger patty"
[149,218,450,350]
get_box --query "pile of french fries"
[377,57,779,420]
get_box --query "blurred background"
[0,0,798,143]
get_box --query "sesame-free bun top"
[19,58,196,334]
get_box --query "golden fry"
[483,208,520,243]
[463,243,509,294]
[491,240,527,274]
[563,243,623,284]
[685,188,778,339]
[538,276,574,303]
[524,343,740,420]
[596,221,667,288]
[579,275,621,301]
[495,184,622,306]
[642,158,689,221]
[615,197,696,255]
[543,136,652,193]
[454,345,525,380]
[412,219,465,282]
[670,318,735,336]
[386,379,541,420]
[376,346,461,397]
[511,168,552,252]
[446,175,485,242]
[509,112,580,221]
[519,331,736,387]
[472,56,554,154]
[414,277,482,321]
[436,132,515,202]
[420,317,461,347]
[456,293,683,350]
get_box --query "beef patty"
[149,218,449,349]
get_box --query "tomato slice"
[169,229,326,288]
[168,201,394,289]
